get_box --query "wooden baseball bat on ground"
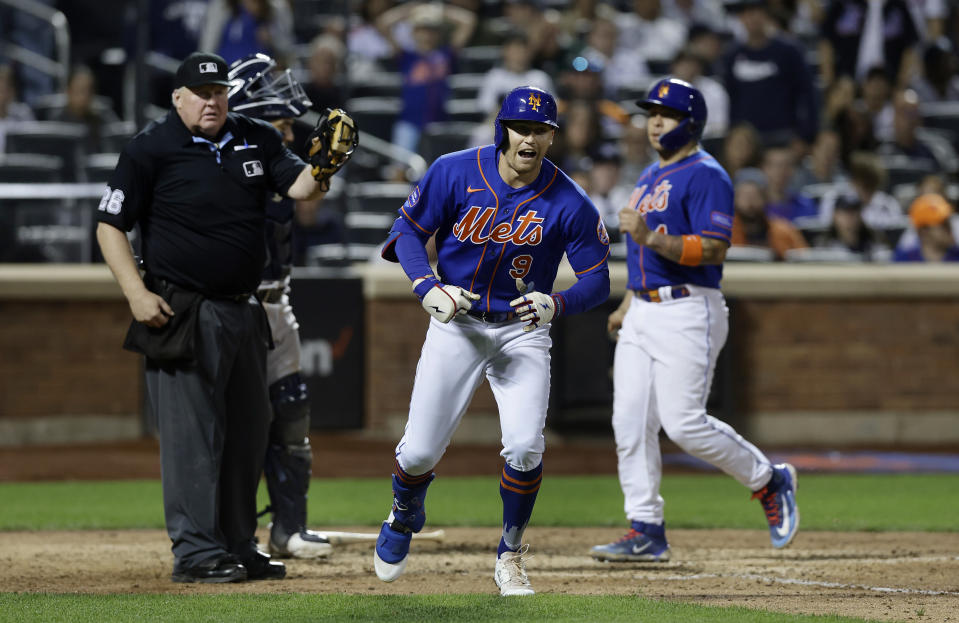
[318,529,446,545]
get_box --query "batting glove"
[413,278,480,323]
[509,290,560,332]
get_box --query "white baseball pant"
[612,285,773,523]
[263,294,300,386]
[396,315,552,475]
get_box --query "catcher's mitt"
[307,108,359,191]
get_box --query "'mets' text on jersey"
[95,110,305,296]
[396,146,610,313]
[625,151,734,291]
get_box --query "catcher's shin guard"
[263,441,312,538]
[264,373,312,537]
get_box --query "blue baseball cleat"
[752,463,799,549]
[590,521,671,562]
[372,473,435,581]
[373,512,412,582]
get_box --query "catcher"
[227,53,358,560]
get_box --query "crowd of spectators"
[1,0,959,264]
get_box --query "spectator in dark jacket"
[48,65,120,144]
[721,0,818,147]
[819,0,921,90]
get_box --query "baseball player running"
[375,86,610,595]
[591,78,798,563]
[227,54,357,559]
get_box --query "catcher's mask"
[227,53,312,120]
[494,85,558,151]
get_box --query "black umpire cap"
[175,52,231,89]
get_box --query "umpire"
[96,52,333,583]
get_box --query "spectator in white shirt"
[476,30,554,115]
[670,48,729,139]
[616,0,687,71]
[818,151,908,231]
[576,11,650,99]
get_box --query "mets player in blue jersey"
[376,85,610,595]
[590,78,799,563]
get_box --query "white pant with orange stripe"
[612,285,773,524]
[395,314,551,476]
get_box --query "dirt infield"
[0,527,957,621]
[2,436,958,621]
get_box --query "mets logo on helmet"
[658,82,670,98]
[528,92,541,111]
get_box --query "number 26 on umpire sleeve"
[98,186,125,215]
[509,255,532,279]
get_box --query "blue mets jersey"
[386,145,610,314]
[624,150,733,291]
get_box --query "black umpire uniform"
[96,53,313,583]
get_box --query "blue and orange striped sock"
[393,459,434,488]
[498,462,542,557]
[391,460,434,532]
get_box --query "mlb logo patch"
[405,185,421,208]
[710,211,733,229]
[199,62,219,74]
[243,160,264,177]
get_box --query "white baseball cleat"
[373,518,412,582]
[494,545,535,596]
[269,529,333,559]
[373,546,408,582]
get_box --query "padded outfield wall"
[1,262,958,447]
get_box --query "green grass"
[0,474,951,622]
[0,593,881,623]
[0,474,955,532]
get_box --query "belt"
[206,291,254,303]
[150,276,253,303]
[222,292,255,302]
[638,286,690,303]
[467,309,516,323]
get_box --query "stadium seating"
[344,97,401,142]
[83,153,120,184]
[417,121,476,163]
[346,181,410,213]
[445,98,486,123]
[878,154,936,189]
[345,211,395,245]
[919,101,959,137]
[99,120,138,153]
[449,73,485,101]
[457,46,501,74]
[30,92,117,122]
[0,153,64,183]
[347,72,402,99]
[4,121,88,181]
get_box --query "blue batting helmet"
[637,77,707,151]
[227,53,312,120]
[493,85,559,150]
